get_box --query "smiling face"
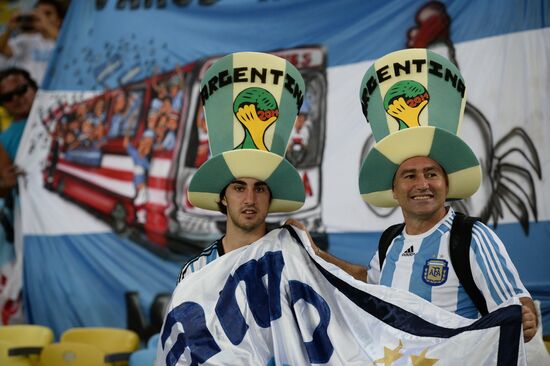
[392,156,449,224]
[221,177,271,234]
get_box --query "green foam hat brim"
[188,149,305,212]
[359,127,481,207]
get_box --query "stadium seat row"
[0,325,159,366]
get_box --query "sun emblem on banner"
[233,87,279,151]
[383,80,429,130]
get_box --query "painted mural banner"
[36,46,326,253]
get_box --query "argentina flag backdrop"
[6,0,549,338]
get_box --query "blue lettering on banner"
[215,250,285,344]
[161,250,334,364]
[289,280,334,363]
[266,357,292,366]
[161,301,221,366]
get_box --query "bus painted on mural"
[42,46,327,253]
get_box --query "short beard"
[235,220,263,232]
[228,208,266,233]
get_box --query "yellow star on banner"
[374,340,404,366]
[410,348,438,366]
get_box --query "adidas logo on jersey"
[401,245,415,256]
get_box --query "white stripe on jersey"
[472,225,510,303]
[430,228,459,313]
[471,223,528,310]
[178,240,221,283]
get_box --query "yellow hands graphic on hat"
[236,103,277,151]
[387,96,428,129]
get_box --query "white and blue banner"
[2,0,548,340]
[158,227,525,365]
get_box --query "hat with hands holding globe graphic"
[358,48,481,208]
[188,52,306,213]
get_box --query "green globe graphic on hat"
[358,48,481,207]
[188,52,306,212]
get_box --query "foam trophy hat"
[358,48,481,207]
[188,52,306,212]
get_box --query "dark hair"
[216,180,273,215]
[391,158,449,189]
[217,185,229,215]
[0,67,38,93]
[35,0,67,20]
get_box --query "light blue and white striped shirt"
[178,238,224,283]
[368,208,529,319]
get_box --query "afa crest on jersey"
[422,259,449,286]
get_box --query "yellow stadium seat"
[40,342,107,366]
[60,327,140,365]
[0,339,33,366]
[0,324,54,347]
[0,325,54,366]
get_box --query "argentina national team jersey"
[178,238,224,283]
[367,208,529,319]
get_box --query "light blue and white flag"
[157,227,525,366]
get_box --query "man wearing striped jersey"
[365,156,538,342]
[358,49,538,344]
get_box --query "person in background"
[0,67,37,193]
[0,67,37,318]
[0,0,67,85]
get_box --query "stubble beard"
[235,219,263,233]
[228,207,266,234]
